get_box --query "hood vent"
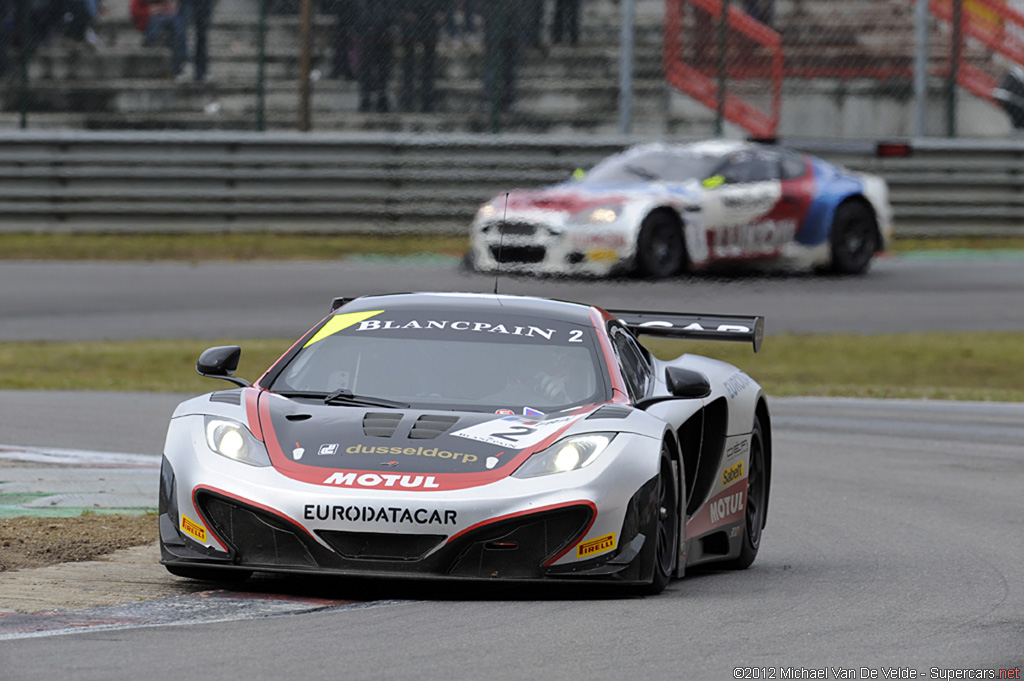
[409,414,460,440]
[587,405,633,420]
[362,412,404,438]
[209,390,243,405]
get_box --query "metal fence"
[2,130,1022,235]
[2,0,1023,138]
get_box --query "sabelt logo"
[347,444,478,464]
[722,461,744,487]
[709,492,743,524]
[181,514,207,542]
[323,472,440,489]
[576,533,616,559]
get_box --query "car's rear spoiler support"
[608,310,764,353]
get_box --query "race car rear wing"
[609,310,764,353]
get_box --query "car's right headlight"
[512,433,615,478]
[204,416,271,467]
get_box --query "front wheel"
[635,212,685,279]
[829,201,878,274]
[639,448,679,594]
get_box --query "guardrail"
[0,131,1021,237]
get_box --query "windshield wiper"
[274,390,409,409]
[322,388,409,408]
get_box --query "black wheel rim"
[745,434,764,549]
[836,211,876,268]
[841,221,871,258]
[644,221,682,277]
[654,459,677,576]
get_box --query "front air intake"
[363,412,403,437]
[409,414,460,439]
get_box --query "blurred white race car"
[469,139,892,278]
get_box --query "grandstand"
[1,0,1020,137]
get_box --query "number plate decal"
[451,415,579,450]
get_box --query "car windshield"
[268,309,611,413]
[580,148,720,186]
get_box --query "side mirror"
[196,346,250,387]
[665,367,711,399]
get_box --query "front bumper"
[471,218,635,277]
[160,418,663,584]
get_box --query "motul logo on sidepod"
[709,492,743,523]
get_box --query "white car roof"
[624,139,755,158]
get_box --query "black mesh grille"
[317,531,445,561]
[209,390,242,405]
[491,245,546,264]
[363,412,404,437]
[498,222,537,237]
[198,494,317,568]
[448,505,593,579]
[408,414,460,440]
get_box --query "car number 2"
[452,415,579,450]
[492,425,537,441]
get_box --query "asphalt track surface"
[3,253,1024,341]
[1,254,1022,679]
[0,395,1021,680]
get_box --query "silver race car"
[160,292,772,594]
[470,139,892,278]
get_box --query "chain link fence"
[1,0,1023,137]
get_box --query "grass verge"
[2,333,1022,402]
[1,233,1023,261]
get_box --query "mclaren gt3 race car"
[469,139,892,278]
[160,292,772,594]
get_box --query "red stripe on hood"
[506,190,628,214]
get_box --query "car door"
[703,148,786,261]
[771,150,816,239]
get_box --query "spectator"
[552,0,580,46]
[130,0,189,80]
[479,0,528,114]
[0,0,14,78]
[51,0,103,47]
[398,0,447,112]
[180,0,211,82]
[354,0,396,112]
[524,0,542,49]
[444,0,478,43]
[324,0,357,80]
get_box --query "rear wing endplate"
[609,310,764,353]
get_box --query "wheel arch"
[660,426,688,580]
[754,395,772,528]
[634,205,690,275]
[835,194,883,254]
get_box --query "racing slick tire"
[829,200,878,275]
[638,446,680,594]
[166,565,254,584]
[721,416,766,570]
[635,211,686,279]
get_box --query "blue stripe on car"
[797,159,867,246]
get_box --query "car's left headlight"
[204,416,271,467]
[568,206,621,225]
[512,433,615,478]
